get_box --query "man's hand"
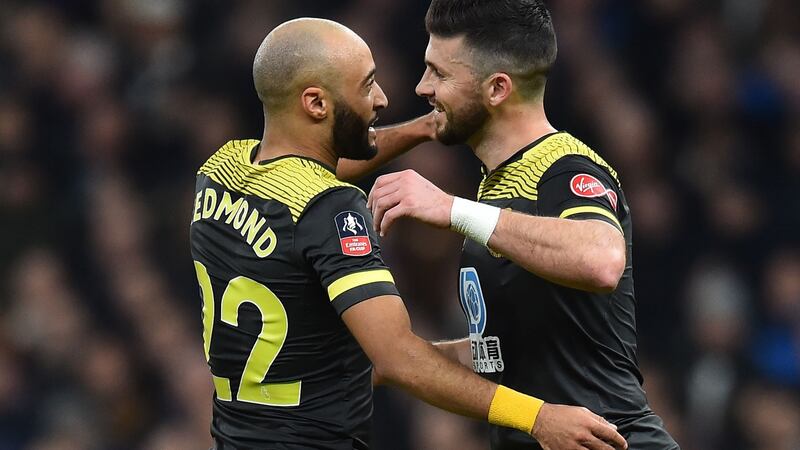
[367,169,453,236]
[533,403,628,450]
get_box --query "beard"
[436,94,489,145]
[332,96,377,161]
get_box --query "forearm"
[381,333,543,436]
[380,334,496,420]
[488,210,625,292]
[337,113,434,182]
[344,296,553,440]
[367,170,627,292]
[432,337,472,368]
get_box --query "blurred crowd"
[2,0,800,449]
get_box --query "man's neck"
[255,118,337,170]
[470,103,557,173]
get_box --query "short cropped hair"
[425,0,557,98]
[253,32,332,113]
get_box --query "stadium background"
[2,0,800,449]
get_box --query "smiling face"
[253,18,388,161]
[331,42,388,160]
[416,35,489,146]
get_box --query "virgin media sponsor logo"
[570,174,606,197]
[569,174,618,210]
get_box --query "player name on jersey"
[192,187,277,258]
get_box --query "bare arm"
[344,295,494,419]
[433,337,472,368]
[488,211,625,293]
[367,169,626,293]
[376,338,468,384]
[336,113,435,182]
[344,295,627,449]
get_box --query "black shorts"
[617,414,680,450]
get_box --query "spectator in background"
[682,260,751,449]
[753,249,800,387]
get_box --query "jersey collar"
[479,131,563,177]
[248,142,338,175]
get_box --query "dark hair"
[425,0,557,98]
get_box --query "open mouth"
[368,116,379,135]
[428,99,444,113]
[368,117,378,141]
[432,105,446,122]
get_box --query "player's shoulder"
[520,132,619,186]
[479,132,619,201]
[197,139,363,223]
[297,183,368,227]
[197,139,255,174]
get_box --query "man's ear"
[484,73,513,107]
[301,87,329,120]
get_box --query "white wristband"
[449,196,501,246]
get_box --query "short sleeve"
[537,156,624,234]
[296,187,399,315]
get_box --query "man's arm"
[343,294,627,450]
[366,169,626,293]
[433,337,472,367]
[336,113,435,182]
[374,338,469,384]
[488,212,625,292]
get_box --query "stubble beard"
[436,95,489,146]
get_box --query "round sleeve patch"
[335,211,373,256]
[569,173,618,210]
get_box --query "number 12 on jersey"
[194,261,301,406]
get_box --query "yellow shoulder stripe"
[328,269,395,302]
[197,140,358,222]
[479,133,620,202]
[559,206,622,233]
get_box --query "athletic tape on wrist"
[488,385,544,434]
[449,196,501,246]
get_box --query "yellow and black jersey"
[462,132,676,449]
[190,140,397,449]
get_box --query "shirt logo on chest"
[460,267,504,373]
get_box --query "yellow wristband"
[488,385,544,434]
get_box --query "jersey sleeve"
[295,187,399,315]
[536,155,624,234]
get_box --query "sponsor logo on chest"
[459,267,505,373]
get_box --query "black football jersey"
[190,140,398,449]
[458,132,670,449]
